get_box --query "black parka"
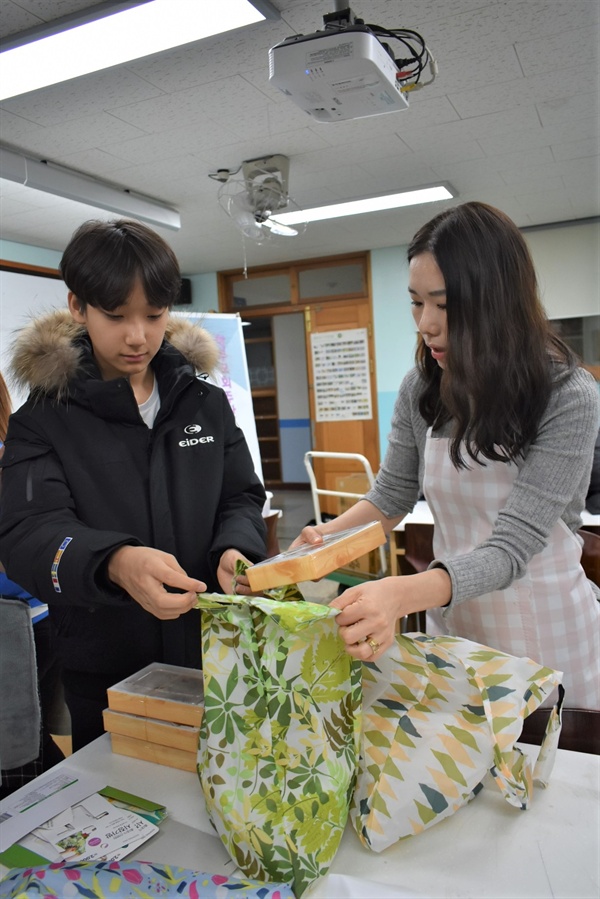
[0,311,267,676]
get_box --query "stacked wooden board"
[103,663,204,772]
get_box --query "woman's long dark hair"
[409,201,576,468]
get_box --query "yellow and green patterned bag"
[351,632,562,852]
[194,592,361,898]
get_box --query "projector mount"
[268,2,437,122]
[319,4,437,94]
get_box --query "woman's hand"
[329,579,403,661]
[289,500,402,551]
[330,569,452,661]
[289,524,326,550]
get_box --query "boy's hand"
[217,549,253,596]
[107,545,205,619]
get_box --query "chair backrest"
[579,528,600,586]
[303,451,388,574]
[403,523,435,574]
[0,597,41,768]
[519,706,600,754]
[403,525,600,583]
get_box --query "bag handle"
[531,684,564,788]
[468,668,563,809]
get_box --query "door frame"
[218,252,379,489]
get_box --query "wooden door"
[304,299,379,515]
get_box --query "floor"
[269,487,315,545]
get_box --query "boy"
[0,219,267,750]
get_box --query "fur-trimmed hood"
[10,308,220,397]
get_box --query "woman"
[287,202,600,710]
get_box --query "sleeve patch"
[51,537,73,593]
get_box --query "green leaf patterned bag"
[351,632,563,852]
[194,592,362,898]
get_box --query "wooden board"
[246,520,386,591]
[108,733,197,772]
[107,663,204,727]
[102,708,200,752]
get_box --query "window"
[220,253,369,312]
[552,315,600,366]
[231,274,291,308]
[298,263,365,299]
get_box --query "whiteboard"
[0,269,262,482]
[0,268,67,409]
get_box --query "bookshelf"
[244,317,281,485]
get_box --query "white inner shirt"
[138,376,160,428]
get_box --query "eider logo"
[179,422,214,447]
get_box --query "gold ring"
[368,638,380,655]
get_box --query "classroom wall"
[370,246,417,457]
[370,220,600,458]
[524,223,599,320]
[185,272,219,311]
[2,220,598,463]
[0,239,220,313]
[0,239,62,269]
[273,313,311,484]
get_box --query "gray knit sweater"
[366,364,600,608]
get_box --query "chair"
[403,522,435,574]
[579,527,600,586]
[398,523,434,632]
[263,510,281,558]
[519,707,600,755]
[518,526,600,753]
[0,597,41,770]
[303,451,388,588]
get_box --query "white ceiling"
[1,0,598,274]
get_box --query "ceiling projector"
[268,25,410,123]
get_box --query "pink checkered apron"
[424,429,600,710]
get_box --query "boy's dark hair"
[60,219,182,311]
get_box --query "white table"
[393,501,600,532]
[1,734,598,898]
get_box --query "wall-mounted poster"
[311,328,372,422]
[175,312,263,483]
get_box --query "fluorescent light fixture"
[0,0,277,100]
[272,185,455,226]
[0,146,180,230]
